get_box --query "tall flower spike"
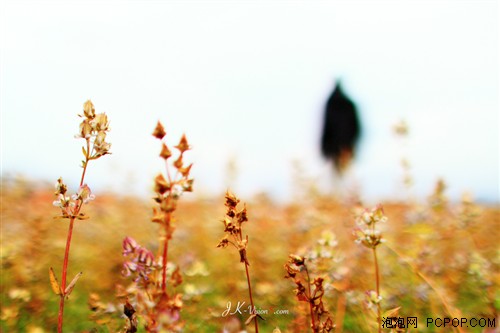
[217,192,260,332]
[53,100,111,333]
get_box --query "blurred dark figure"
[321,81,361,174]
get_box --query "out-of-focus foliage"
[1,176,498,332]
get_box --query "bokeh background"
[2,0,498,203]
[1,1,499,333]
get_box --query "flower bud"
[159,143,172,160]
[175,134,190,153]
[152,121,166,139]
[78,119,92,139]
[154,174,170,194]
[77,184,95,204]
[55,178,67,195]
[123,236,138,255]
[137,248,154,266]
[91,113,109,131]
[83,100,96,119]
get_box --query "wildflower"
[74,184,95,204]
[118,122,192,332]
[353,205,386,333]
[77,119,93,139]
[52,100,111,333]
[175,134,190,153]
[93,131,111,157]
[154,174,170,194]
[90,113,109,131]
[284,254,333,332]
[53,194,70,209]
[152,121,166,140]
[123,237,139,255]
[353,228,384,249]
[317,230,338,247]
[137,248,154,267]
[151,208,166,224]
[122,262,138,277]
[180,178,193,192]
[160,143,172,160]
[355,205,387,226]
[366,290,382,307]
[83,100,96,119]
[121,237,156,283]
[55,178,68,195]
[217,191,260,331]
[173,155,183,169]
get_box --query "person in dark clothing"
[321,81,361,174]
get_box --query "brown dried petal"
[154,174,170,194]
[83,100,96,119]
[217,237,229,248]
[171,266,183,287]
[55,178,67,195]
[79,119,92,138]
[152,121,166,139]
[289,254,305,266]
[92,113,109,131]
[225,191,239,208]
[159,143,172,159]
[173,155,183,169]
[237,206,248,223]
[239,248,249,265]
[171,293,183,309]
[179,163,192,177]
[124,299,136,319]
[182,178,194,192]
[151,207,165,224]
[284,263,298,279]
[175,134,190,152]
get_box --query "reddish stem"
[304,264,317,332]
[161,156,173,293]
[244,262,259,333]
[57,218,75,333]
[57,139,89,332]
[161,215,169,292]
[79,140,90,186]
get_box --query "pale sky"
[1,0,499,203]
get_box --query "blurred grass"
[1,176,499,332]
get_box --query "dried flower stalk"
[285,255,333,333]
[217,191,261,332]
[52,100,111,332]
